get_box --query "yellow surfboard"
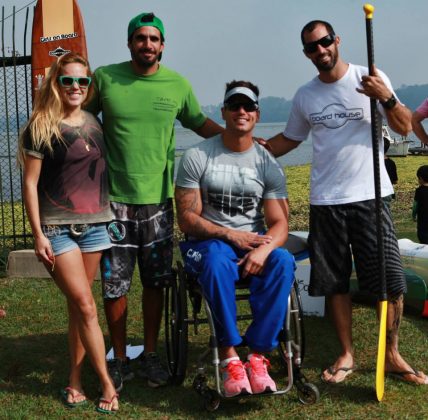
[31,0,87,100]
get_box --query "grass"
[1,276,427,419]
[284,155,426,240]
[0,155,427,419]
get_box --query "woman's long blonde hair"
[17,52,94,166]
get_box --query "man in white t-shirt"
[268,20,427,385]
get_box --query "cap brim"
[224,87,258,103]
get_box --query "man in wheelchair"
[174,80,295,397]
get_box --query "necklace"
[80,129,91,152]
[76,127,91,152]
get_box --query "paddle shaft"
[364,4,388,402]
[365,13,387,301]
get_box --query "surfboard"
[31,0,87,101]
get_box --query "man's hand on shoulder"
[193,118,224,139]
[266,133,300,157]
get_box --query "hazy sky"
[2,0,428,106]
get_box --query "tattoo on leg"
[386,295,403,348]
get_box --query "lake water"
[1,121,425,201]
[175,121,426,173]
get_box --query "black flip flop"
[387,369,428,385]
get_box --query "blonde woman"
[18,52,118,413]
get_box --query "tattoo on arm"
[176,187,199,215]
[175,187,224,239]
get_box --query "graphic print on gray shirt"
[176,135,287,232]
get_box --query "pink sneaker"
[221,360,252,397]
[245,354,277,394]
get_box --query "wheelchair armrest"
[283,233,308,256]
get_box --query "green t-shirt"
[87,62,207,204]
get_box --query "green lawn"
[285,155,426,240]
[1,156,427,418]
[1,276,427,419]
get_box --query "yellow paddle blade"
[376,299,388,401]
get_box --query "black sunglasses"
[58,76,92,88]
[303,32,336,54]
[224,102,259,112]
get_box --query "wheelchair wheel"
[297,382,320,405]
[204,390,221,412]
[290,281,305,363]
[278,281,306,366]
[193,375,221,411]
[165,262,188,384]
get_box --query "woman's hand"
[34,235,54,267]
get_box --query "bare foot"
[0,308,6,318]
[321,354,355,383]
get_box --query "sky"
[1,0,428,106]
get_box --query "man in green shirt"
[88,12,223,390]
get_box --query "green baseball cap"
[127,12,165,40]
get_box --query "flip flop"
[387,368,428,385]
[321,366,355,384]
[96,393,119,415]
[60,387,88,408]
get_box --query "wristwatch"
[380,94,397,110]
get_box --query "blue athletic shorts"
[42,223,112,256]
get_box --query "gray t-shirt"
[176,135,287,232]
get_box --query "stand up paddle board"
[31,0,87,101]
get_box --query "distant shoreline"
[201,84,428,124]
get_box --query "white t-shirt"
[284,63,395,205]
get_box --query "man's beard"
[131,48,161,68]
[313,48,338,72]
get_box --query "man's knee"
[104,296,128,322]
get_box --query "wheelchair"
[164,233,320,410]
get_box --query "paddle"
[363,3,387,402]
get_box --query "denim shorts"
[42,223,112,256]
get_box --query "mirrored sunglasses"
[224,102,259,112]
[303,32,336,54]
[58,76,92,88]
